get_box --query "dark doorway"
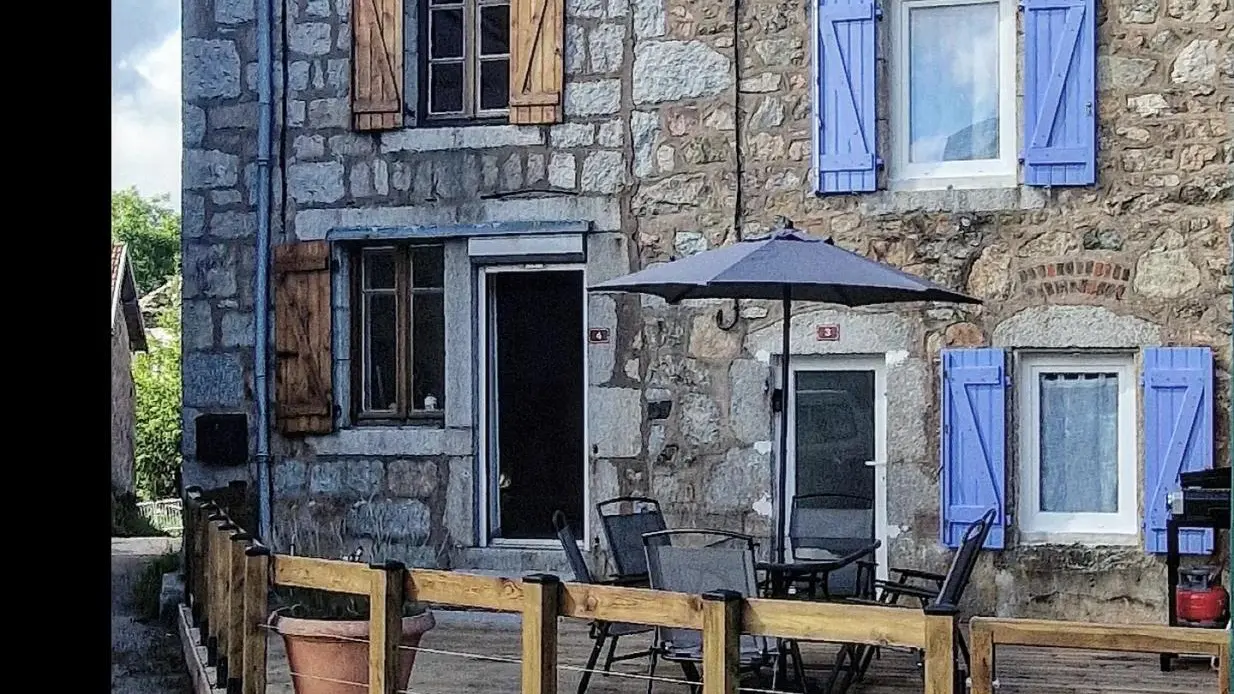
[488,269,585,540]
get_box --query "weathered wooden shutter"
[1142,347,1214,554]
[940,348,1007,550]
[1022,0,1096,186]
[353,0,404,131]
[509,0,563,124]
[274,241,334,436]
[814,0,879,194]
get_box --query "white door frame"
[476,263,590,549]
[774,354,889,580]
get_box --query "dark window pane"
[412,293,446,412]
[411,245,445,288]
[364,294,398,412]
[480,5,510,55]
[430,63,464,113]
[363,249,395,289]
[429,0,458,4]
[430,8,464,59]
[479,59,509,111]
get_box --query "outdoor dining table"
[757,540,883,601]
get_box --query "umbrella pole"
[777,288,792,563]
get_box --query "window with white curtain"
[1016,353,1138,543]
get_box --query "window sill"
[1016,531,1140,547]
[349,417,446,430]
[379,121,545,153]
[858,182,1048,215]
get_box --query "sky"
[112,0,182,209]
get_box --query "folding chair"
[788,493,878,599]
[553,510,656,694]
[597,496,668,583]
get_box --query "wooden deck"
[263,615,1223,694]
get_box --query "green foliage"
[133,549,181,621]
[112,187,181,296]
[111,492,168,537]
[133,301,182,501]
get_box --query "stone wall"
[183,0,1232,615]
[112,321,137,495]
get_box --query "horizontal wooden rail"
[272,555,373,594]
[561,583,705,630]
[970,617,1231,694]
[408,569,525,611]
[745,597,927,647]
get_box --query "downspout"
[254,0,274,541]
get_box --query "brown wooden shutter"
[509,0,563,124]
[352,0,404,131]
[273,241,334,436]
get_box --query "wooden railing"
[182,485,960,694]
[184,486,1228,694]
[969,616,1231,694]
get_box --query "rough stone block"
[288,61,311,91]
[633,0,665,38]
[350,161,374,197]
[209,211,257,239]
[184,104,205,147]
[220,311,256,347]
[183,301,214,351]
[387,459,440,498]
[345,498,430,544]
[631,111,660,178]
[182,194,206,239]
[211,189,244,206]
[633,41,731,104]
[565,23,587,75]
[549,152,577,188]
[184,150,240,189]
[290,22,333,56]
[588,295,617,383]
[293,134,326,160]
[184,39,242,100]
[590,387,642,458]
[274,459,309,494]
[580,151,624,192]
[568,0,605,18]
[1172,39,1219,83]
[184,243,239,298]
[308,97,350,128]
[564,80,622,116]
[597,119,623,148]
[288,161,346,203]
[729,359,770,444]
[307,0,332,16]
[551,123,595,148]
[589,23,624,73]
[326,58,349,93]
[310,459,386,497]
[183,352,246,407]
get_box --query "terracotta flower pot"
[275,610,437,694]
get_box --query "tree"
[132,297,182,501]
[111,187,180,296]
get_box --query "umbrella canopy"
[588,224,981,562]
[589,228,981,306]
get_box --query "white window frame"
[1016,352,1139,545]
[888,0,1018,189]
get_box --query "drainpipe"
[254,0,274,542]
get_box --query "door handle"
[864,460,886,467]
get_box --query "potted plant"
[271,505,437,694]
[272,584,436,694]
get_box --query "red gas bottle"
[1176,566,1229,627]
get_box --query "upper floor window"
[354,244,447,422]
[1016,352,1138,543]
[888,0,1017,187]
[423,0,511,120]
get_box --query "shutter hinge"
[875,156,886,169]
[874,4,884,19]
[1004,374,1013,387]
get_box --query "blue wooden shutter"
[1142,347,1214,554]
[815,0,878,194]
[940,348,1007,549]
[1021,0,1096,186]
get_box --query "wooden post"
[1219,640,1230,694]
[969,620,995,694]
[195,501,218,625]
[701,590,742,694]
[369,561,407,694]
[922,604,958,694]
[205,510,227,665]
[520,574,561,694]
[242,545,270,694]
[227,532,251,694]
[215,522,238,683]
[184,486,202,607]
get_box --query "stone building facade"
[182,0,1231,622]
[113,244,148,495]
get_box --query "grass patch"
[133,550,181,621]
[112,493,169,538]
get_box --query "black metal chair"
[597,496,669,583]
[825,508,997,694]
[642,528,806,694]
[788,493,878,599]
[553,510,656,694]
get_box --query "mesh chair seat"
[662,638,772,666]
[608,621,655,637]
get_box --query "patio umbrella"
[588,220,981,562]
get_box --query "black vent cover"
[196,414,249,467]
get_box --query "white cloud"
[112,28,182,209]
